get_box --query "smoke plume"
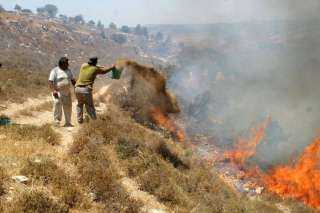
[171,0,320,23]
[166,0,320,167]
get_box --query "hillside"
[0,11,178,72]
[0,11,249,212]
[0,95,278,212]
[152,21,320,211]
[0,11,318,212]
[0,11,176,104]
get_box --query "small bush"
[0,200,4,212]
[0,168,7,196]
[138,167,189,208]
[73,139,142,212]
[156,141,189,169]
[69,134,90,154]
[21,158,62,183]
[116,138,139,159]
[0,124,60,145]
[8,190,68,213]
[20,158,85,208]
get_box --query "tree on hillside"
[88,20,95,27]
[21,9,32,14]
[36,7,45,15]
[134,24,149,38]
[37,4,58,18]
[121,25,130,33]
[142,27,149,38]
[44,4,58,17]
[111,34,127,44]
[0,5,5,12]
[109,22,117,30]
[74,15,85,24]
[59,14,68,23]
[134,24,142,34]
[14,4,22,11]
[156,32,164,41]
[97,20,104,29]
[100,31,107,39]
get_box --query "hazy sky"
[1,0,319,26]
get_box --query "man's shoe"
[53,121,60,127]
[63,123,74,127]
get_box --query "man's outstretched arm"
[97,65,115,74]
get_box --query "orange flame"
[264,137,320,207]
[224,117,271,166]
[150,107,185,142]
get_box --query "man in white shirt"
[48,57,76,127]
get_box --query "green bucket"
[0,116,11,126]
[111,67,122,80]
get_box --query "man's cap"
[88,57,98,64]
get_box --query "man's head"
[88,57,98,66]
[58,57,69,70]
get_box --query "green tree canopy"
[74,15,85,24]
[0,5,5,12]
[14,4,22,11]
[134,24,148,37]
[37,4,58,18]
[88,20,95,26]
[121,25,130,33]
[156,32,164,41]
[97,21,104,29]
[109,22,117,30]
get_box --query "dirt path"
[0,96,51,118]
[2,95,169,213]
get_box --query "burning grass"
[224,117,271,167]
[220,117,319,210]
[70,106,262,212]
[264,136,320,208]
[150,107,185,142]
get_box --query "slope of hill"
[0,93,289,212]
[0,11,175,104]
[0,12,126,71]
[0,12,316,212]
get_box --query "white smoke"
[171,0,320,23]
[166,4,320,167]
